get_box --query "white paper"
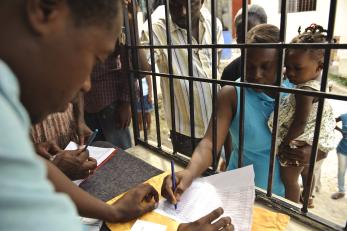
[130,220,166,231]
[155,180,223,223]
[204,165,255,231]
[80,217,103,231]
[155,166,255,231]
[65,141,115,185]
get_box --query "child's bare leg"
[281,166,304,202]
[137,112,143,131]
[145,112,151,132]
[301,166,316,198]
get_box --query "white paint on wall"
[251,0,347,75]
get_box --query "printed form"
[155,165,255,231]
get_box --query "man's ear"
[26,0,67,35]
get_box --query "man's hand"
[178,208,233,231]
[116,103,131,129]
[111,183,159,222]
[52,149,97,180]
[161,170,194,205]
[35,141,62,160]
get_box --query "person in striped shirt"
[141,0,224,155]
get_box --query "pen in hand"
[82,129,98,151]
[171,160,177,210]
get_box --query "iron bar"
[267,0,287,197]
[186,0,196,153]
[301,0,337,213]
[145,0,162,147]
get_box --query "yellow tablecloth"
[106,173,290,231]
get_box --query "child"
[331,113,347,200]
[137,75,154,133]
[268,24,336,206]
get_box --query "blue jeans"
[337,152,347,193]
[85,103,132,150]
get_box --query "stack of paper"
[80,217,103,231]
[155,165,255,231]
[130,220,167,231]
[64,141,116,185]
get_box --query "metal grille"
[124,0,347,230]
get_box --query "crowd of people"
[0,0,345,230]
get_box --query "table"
[125,145,314,231]
[82,145,314,231]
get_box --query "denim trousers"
[85,103,132,150]
[337,152,347,193]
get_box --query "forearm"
[187,86,235,177]
[186,139,214,178]
[283,121,307,144]
[45,160,117,222]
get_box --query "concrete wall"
[251,0,347,76]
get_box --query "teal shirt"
[228,87,285,197]
[0,60,83,231]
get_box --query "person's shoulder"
[0,60,31,127]
[297,80,320,91]
[219,86,237,101]
[219,86,238,114]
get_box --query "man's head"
[0,0,122,123]
[235,4,267,43]
[169,0,204,29]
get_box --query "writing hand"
[161,170,194,205]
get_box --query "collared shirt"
[31,103,79,149]
[141,5,224,138]
[84,45,130,113]
[0,60,82,231]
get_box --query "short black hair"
[66,0,122,27]
[235,5,267,27]
[235,5,267,43]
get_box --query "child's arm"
[282,93,314,145]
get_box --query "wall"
[251,0,347,75]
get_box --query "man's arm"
[45,158,159,222]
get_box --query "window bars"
[124,0,347,230]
